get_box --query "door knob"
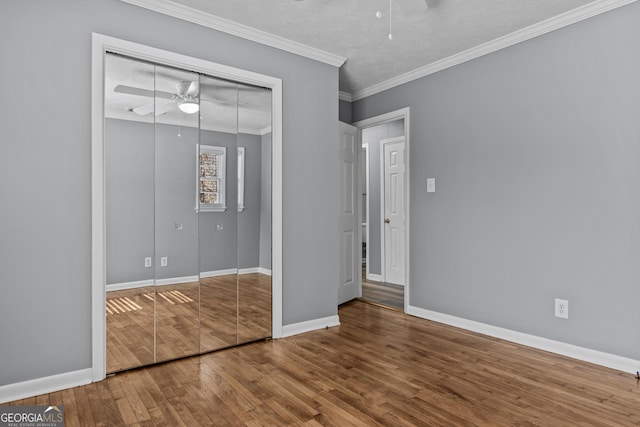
[384,218,391,224]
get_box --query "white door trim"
[353,108,410,312]
[91,33,284,382]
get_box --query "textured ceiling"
[168,0,594,94]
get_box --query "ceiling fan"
[114,80,200,116]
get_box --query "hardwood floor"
[8,301,640,426]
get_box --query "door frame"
[380,136,406,287]
[91,33,283,382]
[353,108,410,312]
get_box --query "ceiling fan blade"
[132,100,174,116]
[114,84,175,100]
[132,102,155,116]
[154,101,175,116]
[187,81,199,96]
[115,84,153,98]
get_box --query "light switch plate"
[427,178,436,193]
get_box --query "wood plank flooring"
[7,300,640,426]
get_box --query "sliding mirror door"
[104,52,272,373]
[104,55,156,373]
[199,76,239,352]
[153,65,201,362]
[237,85,272,344]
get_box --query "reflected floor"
[106,273,272,373]
[106,286,155,373]
[361,278,404,310]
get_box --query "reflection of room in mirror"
[237,273,272,344]
[106,287,155,373]
[104,52,273,373]
[200,275,238,352]
[155,282,200,363]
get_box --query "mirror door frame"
[91,33,283,382]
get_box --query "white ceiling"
[163,0,598,95]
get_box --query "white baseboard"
[107,269,273,290]
[407,305,640,374]
[367,273,383,282]
[155,275,199,286]
[0,368,93,404]
[200,269,237,278]
[282,315,341,338]
[258,267,272,276]
[106,279,154,292]
[201,268,272,277]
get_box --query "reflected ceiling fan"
[114,81,200,116]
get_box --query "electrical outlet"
[161,257,168,267]
[555,298,569,319]
[144,257,152,268]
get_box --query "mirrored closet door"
[104,53,272,374]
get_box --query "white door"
[383,138,406,286]
[338,122,361,304]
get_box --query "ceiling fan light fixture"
[178,96,199,114]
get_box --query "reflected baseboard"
[107,279,154,292]
[107,269,273,292]
[200,269,237,278]
[155,275,200,286]
[238,267,272,276]
[201,268,272,278]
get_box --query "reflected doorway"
[359,118,406,311]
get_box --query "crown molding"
[352,0,638,101]
[339,91,353,102]
[120,0,347,68]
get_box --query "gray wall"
[105,119,268,282]
[237,133,263,270]
[0,0,339,387]
[199,129,239,274]
[105,119,155,285]
[339,100,352,124]
[353,2,640,360]
[155,123,200,280]
[361,120,404,276]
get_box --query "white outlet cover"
[144,257,152,268]
[555,298,569,319]
[161,257,168,267]
[427,178,436,193]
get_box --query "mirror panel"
[154,65,201,362]
[199,75,239,352]
[104,55,156,373]
[237,85,273,344]
[104,53,273,371]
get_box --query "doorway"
[354,109,410,311]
